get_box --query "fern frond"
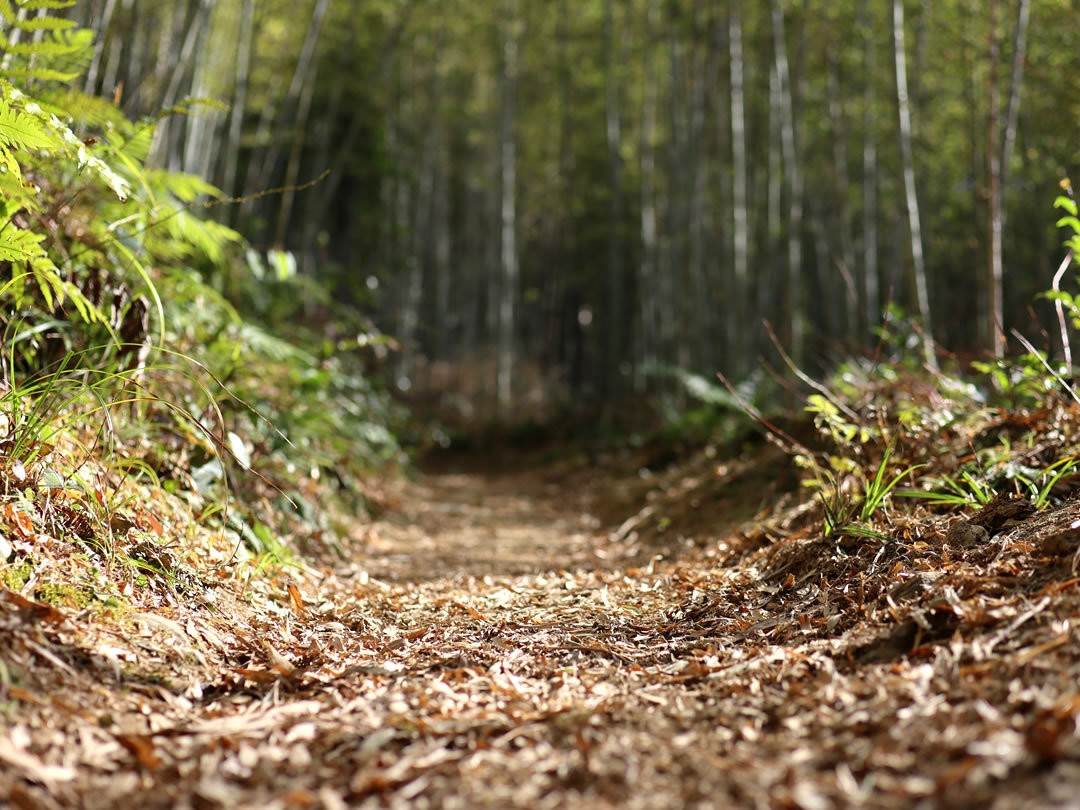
[10,15,75,32]
[26,27,93,78]
[43,112,130,200]
[3,67,80,82]
[37,87,126,127]
[105,122,154,165]
[239,322,314,364]
[1,35,82,59]
[0,142,26,185]
[148,169,222,203]
[20,2,77,10]
[0,167,33,206]
[0,225,45,262]
[162,208,242,264]
[27,256,106,326]
[0,99,59,150]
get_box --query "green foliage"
[901,456,1078,511]
[648,365,765,441]
[0,1,400,566]
[0,1,86,85]
[806,441,924,540]
[1054,189,1080,255]
[805,394,873,445]
[1013,456,1079,509]
[969,354,1058,406]
[899,471,994,507]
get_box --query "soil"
[3,440,1080,809]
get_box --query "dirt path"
[362,469,608,581]
[4,455,1080,809]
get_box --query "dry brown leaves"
[4,435,1080,809]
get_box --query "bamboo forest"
[3,1,1080,808]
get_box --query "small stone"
[946,520,989,548]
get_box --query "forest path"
[361,462,623,582]
[5,451,1077,809]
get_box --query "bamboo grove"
[72,0,1079,415]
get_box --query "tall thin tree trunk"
[986,0,1003,356]
[763,62,782,332]
[84,0,119,95]
[604,0,625,396]
[461,183,481,361]
[771,0,804,363]
[496,0,520,413]
[552,0,573,386]
[303,0,415,258]
[252,0,332,195]
[159,0,209,109]
[222,0,256,204]
[998,0,1031,244]
[273,50,324,246]
[121,0,148,114]
[300,45,348,269]
[728,0,748,376]
[433,136,451,365]
[665,14,688,378]
[636,0,659,391]
[687,2,714,372]
[892,0,938,369]
[153,0,211,169]
[183,3,225,178]
[828,56,856,343]
[100,0,133,97]
[860,0,879,332]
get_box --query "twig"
[763,319,858,420]
[1010,328,1080,407]
[1051,248,1074,372]
[715,369,811,456]
[870,286,895,371]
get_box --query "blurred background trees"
[72,0,1078,422]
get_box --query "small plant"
[1035,179,1080,380]
[901,456,1079,511]
[899,470,994,507]
[805,394,873,445]
[815,440,924,539]
[969,354,1057,406]
[1013,456,1079,509]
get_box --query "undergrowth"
[656,183,1080,554]
[0,1,400,595]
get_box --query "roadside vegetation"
[0,5,400,619]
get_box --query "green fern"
[0,98,59,150]
[37,86,127,127]
[0,0,85,83]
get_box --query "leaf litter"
[5,406,1080,808]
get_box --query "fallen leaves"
[0,732,76,787]
[6,443,1080,809]
[2,588,67,624]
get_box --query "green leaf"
[21,1,78,9]
[1056,215,1080,234]
[1054,195,1079,216]
[2,37,82,58]
[0,100,59,150]
[2,67,80,82]
[227,431,252,470]
[12,15,75,32]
